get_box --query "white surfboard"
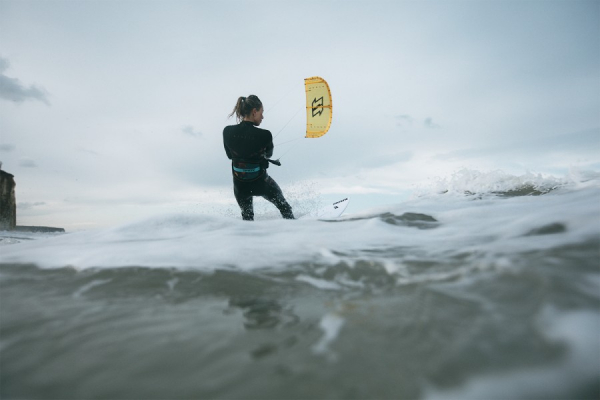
[301,197,350,220]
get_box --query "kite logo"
[312,97,324,117]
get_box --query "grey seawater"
[1,235,599,399]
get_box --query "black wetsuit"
[223,121,294,221]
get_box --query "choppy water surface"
[1,170,599,399]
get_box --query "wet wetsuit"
[223,121,294,221]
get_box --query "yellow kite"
[305,76,332,138]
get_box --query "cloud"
[182,125,203,137]
[362,151,413,168]
[424,117,440,129]
[0,144,16,152]
[17,201,46,210]
[396,115,441,129]
[19,158,38,168]
[395,114,414,127]
[0,57,50,105]
[435,128,600,161]
[78,147,100,156]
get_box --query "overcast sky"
[1,0,598,230]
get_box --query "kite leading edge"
[305,76,332,138]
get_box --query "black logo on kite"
[312,97,324,117]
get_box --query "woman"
[223,95,294,221]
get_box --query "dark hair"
[228,95,263,122]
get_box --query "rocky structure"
[0,169,17,230]
[15,226,65,233]
[0,167,64,232]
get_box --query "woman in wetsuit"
[223,95,294,221]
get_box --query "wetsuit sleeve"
[224,143,233,159]
[265,131,274,159]
[223,129,233,160]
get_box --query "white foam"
[424,309,600,400]
[166,278,179,291]
[72,279,112,298]
[312,313,345,360]
[0,170,598,280]
[296,275,342,290]
[412,168,593,198]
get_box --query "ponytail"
[228,95,263,122]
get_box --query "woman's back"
[223,121,273,161]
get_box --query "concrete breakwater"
[0,168,63,232]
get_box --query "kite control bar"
[267,159,281,166]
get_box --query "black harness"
[231,158,281,181]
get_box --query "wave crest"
[413,168,599,198]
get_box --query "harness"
[231,159,264,181]
[233,165,260,173]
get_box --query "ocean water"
[1,169,599,400]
